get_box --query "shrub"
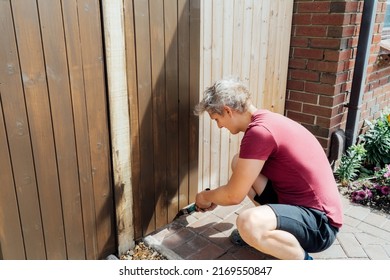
[335,111,390,213]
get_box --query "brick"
[294,48,324,60]
[292,14,312,25]
[287,79,305,91]
[310,38,342,50]
[330,1,360,13]
[288,58,307,69]
[286,111,315,124]
[311,14,350,26]
[289,91,319,104]
[305,82,336,96]
[298,2,331,13]
[295,25,328,37]
[285,100,303,111]
[189,242,225,260]
[328,25,356,38]
[363,245,390,259]
[307,60,342,73]
[290,69,320,81]
[303,124,330,138]
[290,37,309,48]
[337,233,368,258]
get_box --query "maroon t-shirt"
[239,110,343,228]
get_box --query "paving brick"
[173,235,210,259]
[363,245,390,260]
[229,246,274,260]
[201,227,234,250]
[161,228,196,249]
[213,204,243,219]
[189,214,223,234]
[312,244,347,259]
[362,212,388,228]
[354,232,390,245]
[189,243,226,260]
[337,233,367,258]
[344,205,371,220]
[342,215,362,228]
[357,222,390,242]
[382,220,390,232]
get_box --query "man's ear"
[224,106,233,117]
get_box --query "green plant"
[360,113,390,167]
[335,144,366,187]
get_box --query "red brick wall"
[286,0,390,154]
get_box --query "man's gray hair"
[194,78,251,116]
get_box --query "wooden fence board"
[178,0,191,210]
[11,0,62,259]
[38,0,86,259]
[149,0,168,229]
[0,102,25,260]
[164,0,180,222]
[62,0,99,260]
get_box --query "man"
[194,78,342,260]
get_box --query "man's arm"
[195,157,265,209]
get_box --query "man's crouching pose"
[194,78,342,260]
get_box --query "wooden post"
[102,0,134,255]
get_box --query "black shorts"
[253,181,339,253]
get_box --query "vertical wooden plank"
[62,0,98,260]
[256,0,271,109]
[11,0,64,260]
[189,0,201,202]
[210,0,223,188]
[149,0,168,228]
[201,0,212,190]
[164,0,180,220]
[0,102,25,260]
[124,0,142,239]
[178,0,190,209]
[134,0,155,235]
[37,0,85,259]
[222,0,234,181]
[78,0,115,258]
[102,0,134,256]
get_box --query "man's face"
[209,108,239,134]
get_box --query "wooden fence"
[0,0,114,259]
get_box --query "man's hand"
[195,190,217,212]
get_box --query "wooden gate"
[0,0,115,259]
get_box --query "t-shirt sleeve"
[239,125,277,160]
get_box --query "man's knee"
[236,206,277,234]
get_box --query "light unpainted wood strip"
[210,0,223,187]
[78,0,115,258]
[102,0,134,256]
[257,0,271,110]
[38,0,85,259]
[201,0,213,189]
[198,0,205,191]
[149,0,168,229]
[222,0,235,182]
[249,0,261,107]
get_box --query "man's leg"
[236,206,306,260]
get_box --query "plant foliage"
[336,111,390,213]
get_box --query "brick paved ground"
[144,195,390,260]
